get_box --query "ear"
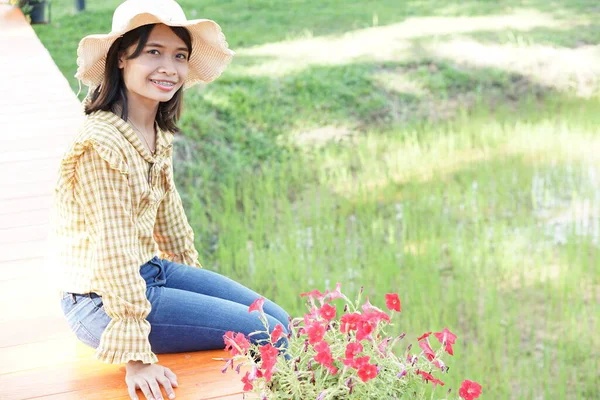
[117,51,125,69]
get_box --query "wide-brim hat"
[75,0,235,89]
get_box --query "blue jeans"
[60,257,290,354]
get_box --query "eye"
[147,49,160,55]
[176,53,188,60]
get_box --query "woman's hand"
[125,360,178,400]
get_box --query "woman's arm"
[153,160,201,268]
[73,142,158,364]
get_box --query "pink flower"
[419,340,436,361]
[300,289,324,300]
[248,297,265,313]
[434,328,457,356]
[324,282,344,301]
[377,337,390,354]
[340,312,361,333]
[385,293,401,312]
[417,331,432,341]
[345,342,363,359]
[459,380,482,400]
[259,344,278,382]
[241,371,254,391]
[357,363,378,382]
[416,369,445,387]
[361,296,382,313]
[363,309,390,324]
[306,321,326,344]
[314,341,336,373]
[353,355,370,369]
[223,331,250,357]
[356,317,375,341]
[432,359,446,371]
[318,303,337,321]
[271,324,284,343]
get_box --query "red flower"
[419,340,436,361]
[300,289,324,300]
[241,371,254,391]
[345,342,363,359]
[248,297,265,313]
[325,364,339,375]
[432,359,446,371]
[357,363,378,382]
[354,355,371,369]
[417,331,432,341]
[306,321,326,344]
[459,380,482,400]
[318,303,337,321]
[259,343,279,382]
[356,317,375,341]
[223,331,250,357]
[416,369,434,380]
[271,324,284,343]
[314,341,335,371]
[416,369,444,387]
[378,337,390,354]
[430,377,445,387]
[324,282,344,301]
[385,293,401,312]
[340,312,361,333]
[434,328,457,355]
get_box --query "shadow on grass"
[174,55,562,196]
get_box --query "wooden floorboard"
[0,4,249,399]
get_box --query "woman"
[50,1,290,399]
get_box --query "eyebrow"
[145,42,189,52]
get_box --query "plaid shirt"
[50,110,201,364]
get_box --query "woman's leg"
[145,286,286,353]
[143,257,291,354]
[154,258,290,329]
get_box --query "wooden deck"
[0,5,248,399]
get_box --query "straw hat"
[75,0,235,89]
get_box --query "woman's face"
[118,24,190,107]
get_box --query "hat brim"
[75,13,235,89]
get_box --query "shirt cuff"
[94,318,158,364]
[159,249,202,268]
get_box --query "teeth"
[152,80,175,87]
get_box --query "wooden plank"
[0,195,54,215]
[0,317,72,347]
[0,276,63,324]
[0,239,49,262]
[0,257,46,281]
[3,350,248,400]
[0,224,49,244]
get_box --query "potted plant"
[221,284,483,399]
[10,0,51,24]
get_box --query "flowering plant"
[222,284,482,399]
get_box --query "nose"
[158,57,177,76]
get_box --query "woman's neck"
[124,91,159,132]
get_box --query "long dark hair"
[85,24,192,133]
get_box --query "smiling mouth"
[150,79,176,87]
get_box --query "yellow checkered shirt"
[50,110,201,364]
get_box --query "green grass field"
[34,0,600,398]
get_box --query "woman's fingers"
[148,379,163,400]
[163,367,178,387]
[157,375,176,399]
[127,380,139,400]
[137,380,154,400]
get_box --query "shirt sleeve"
[153,158,202,268]
[73,143,158,365]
